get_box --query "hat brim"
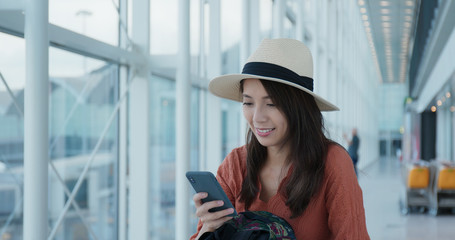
[209,74,339,111]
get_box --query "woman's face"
[242,79,288,149]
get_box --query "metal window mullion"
[23,0,49,240]
[128,0,151,239]
[175,0,191,238]
[198,0,207,171]
[117,0,129,238]
[205,0,222,175]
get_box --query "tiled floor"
[358,157,455,240]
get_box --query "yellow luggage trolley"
[429,161,455,215]
[400,161,432,214]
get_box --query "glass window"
[0,33,25,240]
[260,0,273,39]
[149,0,203,55]
[220,0,241,75]
[284,17,295,39]
[221,0,241,51]
[48,47,119,240]
[222,99,242,159]
[150,0,178,54]
[149,76,200,239]
[49,0,120,46]
[0,33,118,240]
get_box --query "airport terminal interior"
[1,0,455,239]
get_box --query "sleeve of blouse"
[324,146,370,240]
[216,159,237,209]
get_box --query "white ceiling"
[358,0,418,83]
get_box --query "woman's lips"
[256,128,275,137]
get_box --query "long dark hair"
[239,79,332,218]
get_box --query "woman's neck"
[266,145,290,167]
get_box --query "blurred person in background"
[344,128,360,176]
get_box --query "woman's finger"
[193,192,208,208]
[196,200,224,218]
[198,205,235,222]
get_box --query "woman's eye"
[242,102,253,106]
[267,103,275,107]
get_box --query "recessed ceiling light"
[380,1,390,6]
[360,8,367,13]
[382,16,391,21]
[405,9,413,14]
[406,1,414,6]
[381,9,390,14]
[362,15,368,20]
[382,22,391,27]
[364,21,370,27]
[358,0,365,6]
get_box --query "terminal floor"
[358,157,455,240]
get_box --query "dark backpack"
[199,211,296,240]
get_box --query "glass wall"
[49,0,120,46]
[150,0,178,55]
[149,75,200,239]
[48,48,119,240]
[0,32,25,240]
[0,32,119,239]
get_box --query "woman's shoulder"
[230,145,247,158]
[218,145,247,175]
[325,143,352,171]
[327,143,349,157]
[217,145,247,189]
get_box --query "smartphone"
[186,171,237,216]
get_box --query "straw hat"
[208,38,339,111]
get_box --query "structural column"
[118,0,128,239]
[128,0,150,239]
[240,0,250,146]
[175,0,191,238]
[206,0,222,174]
[24,0,49,239]
[272,0,285,38]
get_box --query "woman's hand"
[193,192,234,239]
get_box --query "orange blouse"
[190,144,370,240]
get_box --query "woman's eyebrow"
[242,94,270,99]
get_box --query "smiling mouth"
[256,128,275,136]
[257,128,274,133]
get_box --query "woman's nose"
[253,106,267,123]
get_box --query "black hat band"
[241,62,314,92]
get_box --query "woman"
[190,38,369,239]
